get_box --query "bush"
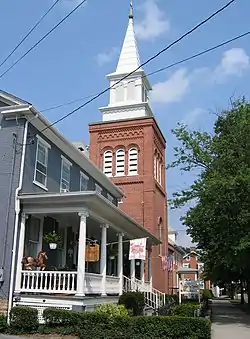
[95,303,129,318]
[202,289,214,301]
[77,314,211,339]
[26,307,211,339]
[9,306,39,333]
[172,303,200,317]
[119,291,145,316]
[0,314,7,333]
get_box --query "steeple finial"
[129,0,133,19]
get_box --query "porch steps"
[123,276,165,314]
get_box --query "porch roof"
[18,191,161,245]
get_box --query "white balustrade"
[85,273,102,294]
[19,271,121,296]
[106,275,120,294]
[20,271,77,294]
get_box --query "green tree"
[168,98,250,302]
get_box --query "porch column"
[140,260,145,283]
[100,224,108,296]
[76,210,89,296]
[117,233,123,295]
[130,259,135,290]
[15,213,28,293]
[148,248,152,290]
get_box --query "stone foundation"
[0,299,8,315]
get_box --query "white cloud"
[96,47,119,67]
[135,0,169,40]
[213,48,250,82]
[182,108,206,127]
[151,68,190,104]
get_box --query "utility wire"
[33,0,236,135]
[41,30,250,113]
[0,0,60,69]
[0,0,87,79]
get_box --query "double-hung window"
[80,172,89,191]
[60,156,72,192]
[34,136,50,189]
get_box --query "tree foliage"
[169,98,250,293]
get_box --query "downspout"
[7,119,29,322]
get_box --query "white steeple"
[99,1,153,122]
[116,0,142,74]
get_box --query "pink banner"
[129,238,147,260]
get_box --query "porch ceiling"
[18,191,160,245]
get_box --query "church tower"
[89,1,168,293]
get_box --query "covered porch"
[15,191,159,298]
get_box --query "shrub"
[118,291,145,316]
[77,314,211,339]
[202,289,213,301]
[95,303,129,318]
[0,314,7,333]
[9,306,39,333]
[172,303,200,317]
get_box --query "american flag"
[162,255,174,271]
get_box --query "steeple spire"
[129,0,133,19]
[115,0,141,74]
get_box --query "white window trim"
[103,150,113,177]
[36,135,51,149]
[95,183,103,194]
[80,171,89,191]
[33,136,50,191]
[128,147,138,176]
[60,157,72,192]
[107,193,114,203]
[115,148,125,177]
[61,155,72,167]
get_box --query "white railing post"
[15,213,28,293]
[76,210,88,296]
[130,259,135,290]
[140,260,145,283]
[117,233,124,295]
[148,248,152,290]
[100,224,108,296]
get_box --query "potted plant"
[108,244,117,260]
[44,231,63,250]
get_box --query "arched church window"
[103,150,113,177]
[154,154,157,179]
[115,84,124,102]
[127,81,135,100]
[116,148,125,176]
[128,147,138,175]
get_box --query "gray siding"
[22,124,117,205]
[0,113,25,298]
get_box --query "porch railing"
[19,271,120,295]
[20,270,77,294]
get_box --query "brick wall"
[89,117,169,292]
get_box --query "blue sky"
[1,0,250,246]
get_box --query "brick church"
[89,3,169,293]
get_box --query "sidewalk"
[212,299,250,339]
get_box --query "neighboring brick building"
[182,249,211,289]
[89,6,168,292]
[168,227,185,294]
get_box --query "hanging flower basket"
[49,243,57,250]
[44,231,63,250]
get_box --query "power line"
[41,30,250,113]
[0,0,87,79]
[0,0,60,69]
[35,0,236,135]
